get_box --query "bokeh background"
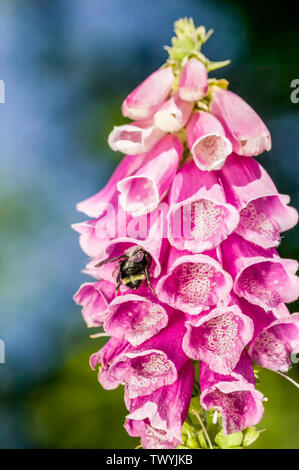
[0,0,298,449]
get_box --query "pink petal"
[183,304,254,374]
[249,313,299,372]
[178,58,208,102]
[124,361,194,449]
[104,292,170,346]
[236,296,289,336]
[108,119,165,155]
[73,279,115,327]
[200,351,264,434]
[84,204,169,282]
[76,153,146,218]
[153,94,193,132]
[72,203,129,258]
[71,219,106,257]
[107,315,188,399]
[210,88,271,156]
[156,246,233,315]
[122,67,174,121]
[220,154,298,248]
[222,234,299,311]
[186,111,233,171]
[167,158,240,252]
[117,135,182,216]
[90,336,130,390]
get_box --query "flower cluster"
[73,19,299,449]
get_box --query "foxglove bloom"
[77,153,146,218]
[156,246,233,315]
[220,154,298,248]
[84,204,169,283]
[178,58,209,102]
[183,304,254,374]
[73,279,115,327]
[222,234,299,311]
[153,94,193,132]
[200,351,264,434]
[249,313,299,372]
[108,119,165,155]
[74,18,299,449]
[90,336,129,390]
[125,361,194,449]
[92,315,188,400]
[210,88,272,156]
[103,291,170,346]
[122,67,174,120]
[167,158,239,252]
[187,111,233,171]
[72,219,106,257]
[117,135,183,216]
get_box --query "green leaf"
[215,429,243,449]
[242,427,262,447]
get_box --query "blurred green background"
[0,0,298,449]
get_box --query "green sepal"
[242,426,263,447]
[215,429,243,449]
[206,59,231,72]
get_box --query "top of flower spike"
[165,18,231,74]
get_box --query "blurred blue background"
[0,0,298,448]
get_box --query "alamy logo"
[0,339,5,363]
[290,79,299,104]
[0,80,5,103]
[291,347,299,364]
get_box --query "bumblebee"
[95,246,156,295]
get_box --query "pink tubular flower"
[90,336,130,390]
[221,234,299,311]
[153,94,193,132]
[124,361,194,449]
[73,279,115,327]
[210,88,271,156]
[186,111,233,171]
[85,204,169,282]
[156,246,233,315]
[182,305,254,374]
[71,219,105,257]
[121,67,174,120]
[103,292,170,346]
[108,119,165,155]
[237,295,290,329]
[76,153,146,218]
[178,58,208,102]
[94,315,188,400]
[72,206,127,262]
[220,154,298,248]
[89,336,128,389]
[72,203,130,260]
[248,313,299,372]
[117,135,183,216]
[200,351,264,434]
[167,158,240,252]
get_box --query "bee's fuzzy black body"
[95,246,155,294]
